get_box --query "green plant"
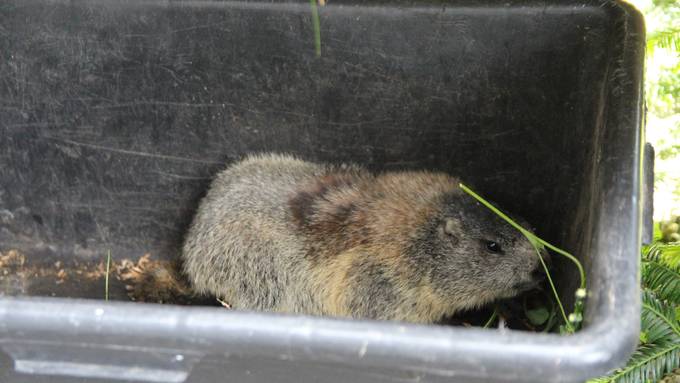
[628,0,680,221]
[589,242,680,383]
[309,0,321,57]
[459,183,586,334]
[483,307,499,328]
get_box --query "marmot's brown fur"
[182,153,547,324]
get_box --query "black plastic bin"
[0,0,645,382]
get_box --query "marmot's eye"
[486,241,502,253]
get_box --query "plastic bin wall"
[0,1,645,382]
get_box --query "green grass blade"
[309,0,321,57]
[483,308,498,328]
[105,250,111,301]
[535,247,572,332]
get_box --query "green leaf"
[639,331,649,345]
[526,307,550,326]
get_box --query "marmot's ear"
[444,219,460,235]
[438,218,461,243]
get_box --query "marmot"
[182,153,547,324]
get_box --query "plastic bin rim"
[0,295,640,380]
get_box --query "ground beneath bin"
[0,249,545,330]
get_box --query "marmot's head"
[410,191,549,313]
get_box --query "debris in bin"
[0,249,215,306]
[216,297,231,308]
[0,250,25,268]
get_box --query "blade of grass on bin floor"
[483,307,499,328]
[105,250,111,301]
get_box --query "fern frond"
[645,243,680,268]
[587,287,680,383]
[643,243,680,307]
[641,290,680,342]
[586,243,680,383]
[642,259,680,305]
[589,341,679,383]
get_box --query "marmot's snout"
[517,249,552,292]
[514,270,544,292]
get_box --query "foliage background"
[626,0,679,221]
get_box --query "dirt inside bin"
[0,249,215,306]
[0,248,549,330]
